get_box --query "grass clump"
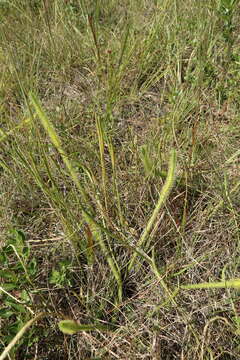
[0,0,240,359]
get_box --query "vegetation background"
[0,0,240,359]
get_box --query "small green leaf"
[1,283,17,291]
[0,308,14,319]
[20,290,31,302]
[0,269,17,282]
[8,229,28,258]
[58,320,111,335]
[49,269,60,284]
[28,258,37,276]
[10,303,27,314]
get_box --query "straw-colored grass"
[0,0,240,359]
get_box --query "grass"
[0,0,240,359]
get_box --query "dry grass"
[0,0,240,359]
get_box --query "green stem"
[128,149,177,271]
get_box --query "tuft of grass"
[1,0,240,359]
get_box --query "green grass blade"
[29,92,89,206]
[128,149,177,271]
[181,279,240,290]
